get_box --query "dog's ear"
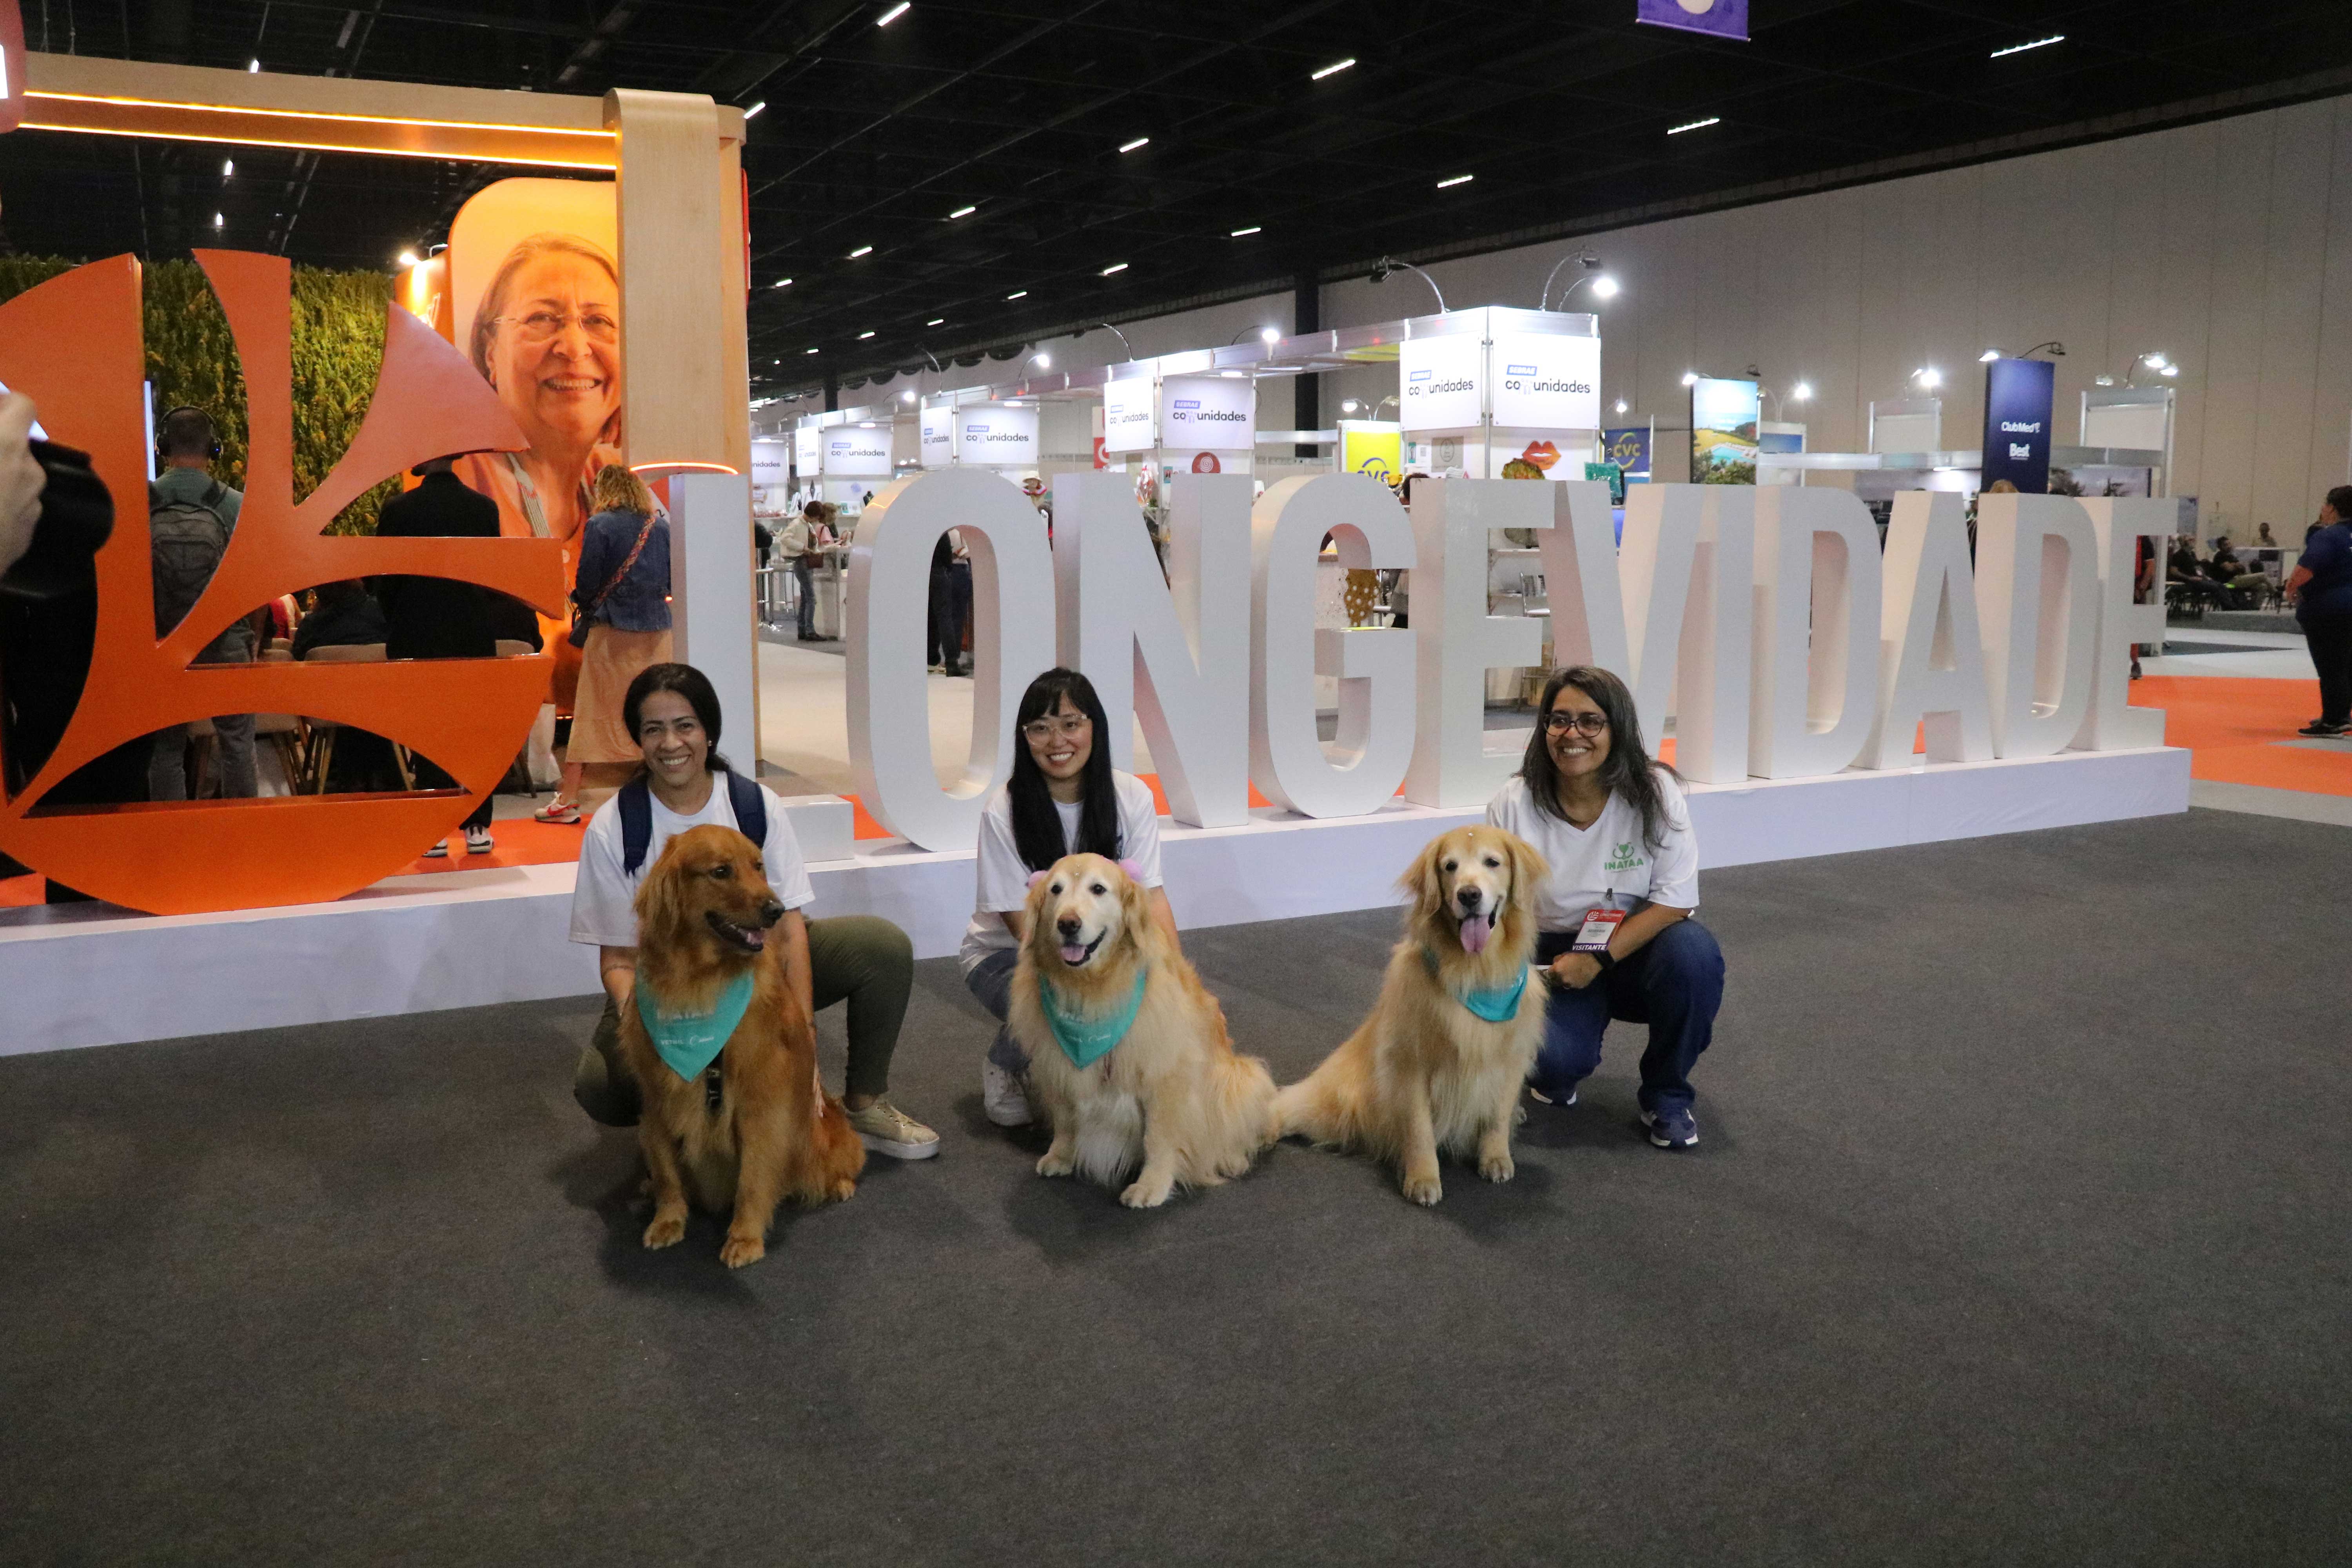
[1114,859,1156,954]
[1398,833,1448,929]
[634,845,686,948]
[1503,831,1549,918]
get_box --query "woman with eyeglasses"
[1485,666,1724,1151]
[962,668,1175,1127]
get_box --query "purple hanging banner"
[1636,0,1749,40]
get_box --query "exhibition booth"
[0,100,2192,1054]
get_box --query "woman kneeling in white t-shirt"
[1486,666,1724,1151]
[963,668,1176,1127]
[567,662,939,1159]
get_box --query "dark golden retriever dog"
[1276,826,1549,1205]
[618,823,864,1267]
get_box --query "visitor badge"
[1572,906,1624,954]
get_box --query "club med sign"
[845,468,2171,851]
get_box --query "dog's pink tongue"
[1459,913,1492,955]
[1060,942,1089,965]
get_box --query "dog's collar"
[636,970,757,1084]
[1039,970,1148,1069]
[1421,947,1530,1023]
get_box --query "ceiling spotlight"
[858,330,876,340]
[1341,399,1361,414]
[1230,225,1261,238]
[877,1,911,24]
[2095,374,2115,386]
[1667,116,1721,135]
[1591,276,1619,299]
[744,101,767,120]
[1914,367,1941,390]
[1311,58,1356,81]
[849,245,873,258]
[1436,173,1474,189]
[1681,371,1699,387]
[247,58,260,72]
[927,318,945,326]
[772,277,793,288]
[1979,348,2002,362]
[1119,136,1150,153]
[1101,262,1129,275]
[1613,399,1628,414]
[2161,363,2179,377]
[2142,351,2171,370]
[221,159,234,177]
[1990,34,2063,58]
[1791,382,1813,401]
[1259,326,1280,344]
[397,249,419,268]
[213,212,225,229]
[949,205,977,220]
[806,347,821,354]
[1032,352,1051,368]
[901,389,916,402]
[1007,290,1028,299]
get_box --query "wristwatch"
[1592,949,1617,974]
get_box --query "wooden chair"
[295,642,398,791]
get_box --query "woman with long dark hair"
[566,662,938,1159]
[961,667,1176,1127]
[1485,666,1724,1150]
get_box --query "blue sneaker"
[1641,1105,1698,1149]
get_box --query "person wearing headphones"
[147,406,258,800]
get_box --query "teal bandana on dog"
[1039,971,1148,1069]
[635,971,757,1083]
[1422,948,1530,1023]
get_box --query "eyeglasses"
[1022,715,1091,743]
[492,310,617,345]
[1543,711,1610,737]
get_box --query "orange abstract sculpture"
[0,250,564,913]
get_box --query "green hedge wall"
[0,255,397,534]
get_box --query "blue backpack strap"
[725,767,767,849]
[618,777,654,875]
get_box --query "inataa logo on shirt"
[1604,840,1644,872]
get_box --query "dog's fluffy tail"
[1274,1033,1374,1151]
[1203,1051,1281,1181]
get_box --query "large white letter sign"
[1249,474,1416,817]
[1052,470,1251,827]
[1618,483,1755,783]
[1748,486,1883,779]
[1404,477,1552,807]
[1975,492,2099,759]
[2073,497,2174,751]
[846,468,1058,850]
[1535,479,1632,674]
[1864,490,1993,769]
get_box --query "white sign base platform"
[0,746,2189,1055]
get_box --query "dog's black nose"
[758,900,784,927]
[1056,915,1082,938]
[1457,887,1483,911]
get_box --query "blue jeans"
[793,558,817,638]
[1532,917,1724,1114]
[966,948,1025,1073]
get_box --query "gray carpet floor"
[4,808,2348,1565]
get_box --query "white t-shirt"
[958,770,1164,976]
[1484,769,1700,931]
[569,775,816,948]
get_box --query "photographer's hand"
[0,392,47,579]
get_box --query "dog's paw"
[642,1210,687,1250]
[1119,1175,1174,1208]
[1512,1103,1528,1127]
[827,1177,857,1203]
[1401,1172,1443,1207]
[1036,1149,1076,1178]
[719,1233,767,1269]
[1480,1149,1516,1183]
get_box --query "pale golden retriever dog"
[619,824,864,1268]
[1276,826,1549,1205]
[1007,853,1279,1208]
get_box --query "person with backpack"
[146,406,257,801]
[566,662,938,1160]
[536,464,671,824]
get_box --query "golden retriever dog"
[619,824,864,1267]
[1007,854,1279,1208]
[1276,826,1549,1206]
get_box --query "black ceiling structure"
[4,1,2351,400]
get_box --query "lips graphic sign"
[1636,0,1748,40]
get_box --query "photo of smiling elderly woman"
[454,230,624,712]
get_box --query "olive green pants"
[573,913,914,1126]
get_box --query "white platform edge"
[0,746,2190,1054]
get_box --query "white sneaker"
[463,826,494,855]
[981,1059,1032,1127]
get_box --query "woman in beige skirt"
[536,464,673,822]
